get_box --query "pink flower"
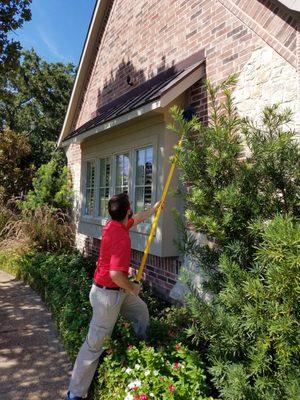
[175,343,181,350]
[106,348,113,354]
[168,384,175,392]
[173,362,179,370]
[128,344,134,349]
[140,394,148,400]
[124,322,130,329]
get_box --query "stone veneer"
[234,45,300,133]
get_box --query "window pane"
[99,159,106,187]
[135,187,144,213]
[86,161,95,188]
[145,161,152,185]
[115,186,128,195]
[84,188,94,215]
[115,154,129,194]
[144,185,152,206]
[136,149,145,186]
[116,156,123,186]
[84,161,95,216]
[134,147,153,213]
[98,158,111,218]
[123,155,129,186]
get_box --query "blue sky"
[10,0,96,66]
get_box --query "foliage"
[21,151,73,212]
[0,128,34,202]
[0,49,75,168]
[0,205,15,237]
[169,78,300,399]
[0,0,31,75]
[185,215,300,400]
[2,205,75,251]
[169,77,300,270]
[97,341,213,400]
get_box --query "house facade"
[58,0,300,298]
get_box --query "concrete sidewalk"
[0,270,72,400]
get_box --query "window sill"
[80,215,153,235]
[81,215,108,225]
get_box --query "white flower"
[125,367,133,374]
[150,393,155,398]
[124,394,134,400]
[134,364,141,370]
[153,370,159,376]
[144,370,151,377]
[128,379,142,389]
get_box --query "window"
[82,144,155,220]
[84,160,95,216]
[115,153,129,194]
[134,147,153,212]
[98,157,111,218]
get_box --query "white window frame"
[114,152,130,195]
[80,135,158,232]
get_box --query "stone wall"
[234,45,299,130]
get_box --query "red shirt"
[93,218,134,288]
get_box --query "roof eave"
[57,0,109,148]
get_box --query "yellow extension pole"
[135,136,183,282]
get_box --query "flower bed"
[0,248,216,399]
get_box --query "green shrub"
[170,76,300,270]
[186,215,300,399]
[170,77,300,399]
[21,152,73,212]
[0,128,35,203]
[97,341,214,400]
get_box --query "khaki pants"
[68,283,149,398]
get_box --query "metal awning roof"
[62,50,205,146]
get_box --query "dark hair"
[108,193,130,221]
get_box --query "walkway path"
[0,270,72,400]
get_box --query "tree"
[169,78,300,399]
[21,151,73,213]
[0,128,34,203]
[0,0,32,75]
[0,49,75,167]
[170,77,300,271]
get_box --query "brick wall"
[67,0,299,298]
[75,0,298,130]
